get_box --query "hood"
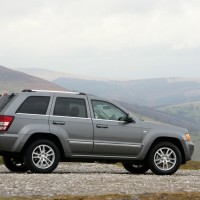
[140,120,188,134]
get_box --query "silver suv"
[0,90,194,175]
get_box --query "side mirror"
[126,113,135,123]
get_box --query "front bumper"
[182,141,194,161]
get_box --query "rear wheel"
[122,162,149,174]
[3,156,28,172]
[24,140,60,173]
[148,142,182,175]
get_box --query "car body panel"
[49,93,94,154]
[0,90,194,164]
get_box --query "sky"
[0,0,200,80]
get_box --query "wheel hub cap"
[154,147,176,171]
[32,145,55,169]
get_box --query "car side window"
[91,100,127,121]
[53,97,87,118]
[16,96,50,115]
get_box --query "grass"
[140,192,200,200]
[0,193,200,200]
[180,160,200,170]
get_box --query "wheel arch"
[20,133,65,161]
[145,137,186,164]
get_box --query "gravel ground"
[0,163,200,197]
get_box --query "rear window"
[53,97,87,118]
[0,93,15,112]
[16,96,50,115]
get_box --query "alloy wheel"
[32,144,55,169]
[154,147,176,171]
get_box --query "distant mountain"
[15,68,106,81]
[0,66,66,93]
[12,68,200,107]
[53,77,200,107]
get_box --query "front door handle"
[53,121,65,125]
[96,124,108,128]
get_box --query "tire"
[24,140,60,173]
[122,162,149,174]
[147,142,182,175]
[3,156,29,172]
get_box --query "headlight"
[185,133,191,141]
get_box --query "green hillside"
[53,77,200,107]
[159,101,200,118]
[118,101,199,134]
[158,101,200,134]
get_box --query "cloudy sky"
[0,0,200,79]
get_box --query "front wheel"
[122,162,149,174]
[147,142,182,175]
[24,140,60,173]
[3,156,29,172]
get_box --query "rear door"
[49,93,94,154]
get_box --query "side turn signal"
[185,133,191,141]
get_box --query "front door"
[90,99,143,157]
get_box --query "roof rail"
[79,92,86,95]
[22,89,33,92]
[22,89,86,95]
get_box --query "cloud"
[0,0,200,78]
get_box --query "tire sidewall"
[24,139,60,173]
[148,142,182,175]
[122,162,149,174]
[3,156,28,172]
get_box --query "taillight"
[0,116,14,131]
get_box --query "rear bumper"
[0,133,29,154]
[0,134,18,153]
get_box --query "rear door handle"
[96,124,108,128]
[53,121,65,125]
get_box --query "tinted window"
[53,97,87,118]
[17,96,50,115]
[91,100,126,121]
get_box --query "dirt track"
[0,163,200,197]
